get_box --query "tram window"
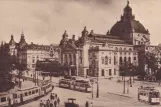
[1,97,6,102]
[13,94,17,98]
[36,89,38,93]
[32,91,35,94]
[25,92,28,96]
[29,91,31,95]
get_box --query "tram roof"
[17,86,39,91]
[138,87,159,92]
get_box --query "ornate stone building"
[3,32,60,70]
[59,1,157,78]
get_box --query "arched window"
[124,48,126,50]
[129,48,132,51]
[128,57,131,63]
[119,47,122,50]
[105,56,108,65]
[115,47,118,51]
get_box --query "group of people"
[40,93,60,107]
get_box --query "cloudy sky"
[0,0,161,45]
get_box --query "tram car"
[0,82,53,107]
[59,79,92,93]
[59,79,73,88]
[138,86,160,105]
[73,80,92,92]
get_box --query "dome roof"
[110,19,149,36]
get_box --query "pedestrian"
[50,93,53,100]
[40,100,43,107]
[55,94,57,98]
[54,100,57,107]
[43,100,46,107]
[52,85,54,90]
[85,101,89,107]
[50,102,53,107]
[57,97,60,105]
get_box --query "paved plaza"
[17,71,161,107]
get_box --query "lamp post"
[127,80,129,94]
[123,76,125,94]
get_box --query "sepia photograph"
[0,0,161,107]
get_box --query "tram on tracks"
[0,81,53,107]
[59,79,92,93]
[138,86,160,105]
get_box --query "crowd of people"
[40,93,60,107]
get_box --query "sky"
[0,0,161,45]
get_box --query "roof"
[110,20,149,36]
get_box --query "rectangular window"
[109,69,112,76]
[134,57,136,60]
[109,59,111,64]
[32,59,35,63]
[102,58,104,64]
[29,91,31,95]
[25,92,28,96]
[101,69,105,76]
[36,89,38,93]
[114,69,116,75]
[1,97,6,102]
[32,91,35,94]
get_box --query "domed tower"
[9,34,17,56]
[59,30,69,47]
[110,1,150,45]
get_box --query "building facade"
[3,32,60,70]
[59,1,158,78]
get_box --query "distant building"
[2,32,60,70]
[59,1,159,78]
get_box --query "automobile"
[64,98,79,107]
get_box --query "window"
[114,69,116,75]
[101,69,105,76]
[102,58,104,64]
[120,47,122,50]
[115,47,118,51]
[109,59,111,64]
[129,48,132,51]
[128,57,131,63]
[25,92,28,96]
[29,91,31,95]
[32,91,35,94]
[109,69,112,76]
[124,52,126,55]
[114,56,116,65]
[120,57,122,65]
[120,52,122,55]
[36,89,38,93]
[124,57,127,63]
[1,97,6,102]
[134,57,136,60]
[32,59,35,63]
[105,56,108,65]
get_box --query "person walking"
[40,100,43,107]
[50,93,53,100]
[57,97,60,105]
[54,100,57,107]
[85,101,89,107]
[55,94,57,98]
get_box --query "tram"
[138,86,160,104]
[0,81,53,107]
[59,79,92,92]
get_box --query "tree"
[145,52,158,75]
[0,51,17,92]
